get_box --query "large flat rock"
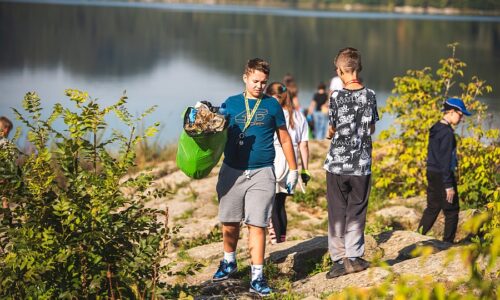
[376,230,450,264]
[294,246,469,297]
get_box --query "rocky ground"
[141,140,488,299]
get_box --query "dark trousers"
[418,170,459,243]
[326,172,371,261]
[271,192,288,242]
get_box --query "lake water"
[1,1,499,144]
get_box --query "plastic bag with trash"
[183,101,226,136]
[176,101,228,179]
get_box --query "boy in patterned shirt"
[324,48,379,279]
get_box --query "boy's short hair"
[0,116,13,137]
[334,47,362,73]
[317,82,326,90]
[244,58,270,76]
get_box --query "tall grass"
[133,123,178,171]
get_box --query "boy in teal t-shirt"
[222,92,285,170]
[213,58,298,296]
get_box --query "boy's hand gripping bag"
[176,102,227,179]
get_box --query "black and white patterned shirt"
[324,87,379,176]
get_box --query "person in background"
[308,82,329,140]
[212,59,298,296]
[266,82,311,244]
[324,47,379,279]
[282,73,301,113]
[417,98,471,243]
[329,75,344,94]
[0,116,14,224]
[0,116,12,147]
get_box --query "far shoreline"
[2,0,500,19]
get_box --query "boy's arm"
[326,126,336,139]
[308,100,316,115]
[370,93,380,135]
[439,131,455,190]
[276,126,297,170]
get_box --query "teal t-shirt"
[222,93,286,170]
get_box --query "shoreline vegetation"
[122,0,500,16]
[9,0,500,16]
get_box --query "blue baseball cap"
[443,98,472,116]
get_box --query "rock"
[376,230,450,263]
[374,206,420,230]
[266,235,381,278]
[294,246,470,297]
[188,242,224,261]
[294,265,391,296]
[267,236,328,278]
[364,234,383,261]
[386,196,426,211]
[196,279,256,299]
[301,296,321,300]
[155,169,191,190]
[391,247,470,282]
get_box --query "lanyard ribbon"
[242,93,262,133]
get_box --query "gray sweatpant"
[326,172,371,261]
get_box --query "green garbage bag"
[176,103,227,179]
[176,129,227,179]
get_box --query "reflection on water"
[0,2,499,142]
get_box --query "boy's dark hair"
[0,116,13,137]
[317,82,326,90]
[334,47,362,74]
[443,103,456,113]
[245,58,270,76]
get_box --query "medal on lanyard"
[238,133,245,146]
[239,93,262,146]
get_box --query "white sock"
[223,251,236,263]
[251,264,264,281]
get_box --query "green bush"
[0,90,171,298]
[372,43,499,209]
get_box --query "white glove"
[286,169,299,194]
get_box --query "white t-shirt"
[329,76,344,92]
[273,110,309,157]
[273,109,309,193]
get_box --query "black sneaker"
[325,261,346,279]
[344,257,370,274]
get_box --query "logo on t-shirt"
[235,109,268,126]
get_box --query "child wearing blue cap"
[418,98,471,243]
